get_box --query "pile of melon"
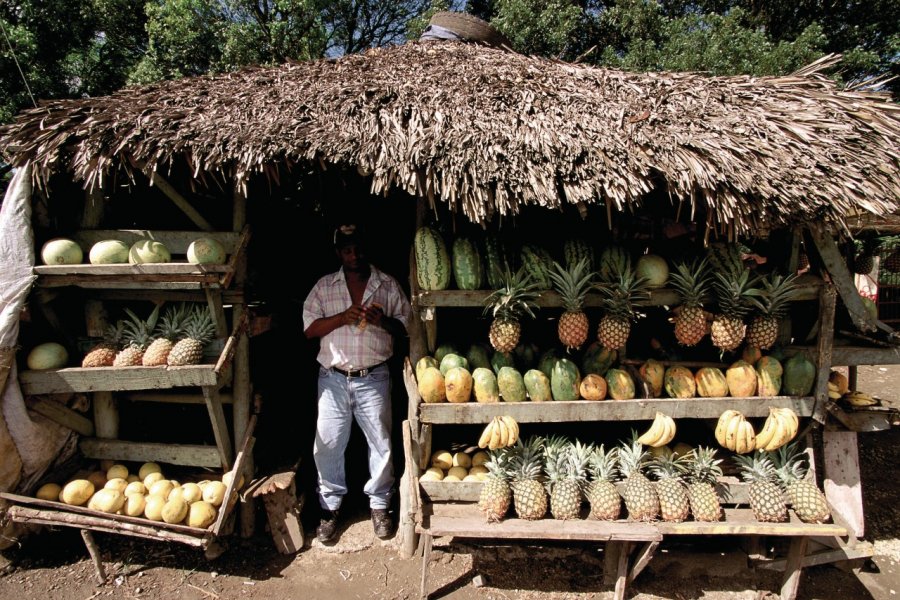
[34,462,244,529]
[419,449,490,482]
[40,237,226,266]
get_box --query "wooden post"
[603,541,622,586]
[812,285,837,423]
[398,420,419,559]
[201,386,233,470]
[780,536,809,600]
[823,430,864,539]
[80,529,107,585]
[614,541,632,600]
[93,392,118,440]
[419,532,433,600]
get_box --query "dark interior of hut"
[17,162,836,520]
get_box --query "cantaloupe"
[26,343,68,370]
[187,238,226,264]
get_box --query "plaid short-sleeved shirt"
[302,265,411,371]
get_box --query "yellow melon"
[61,480,95,506]
[431,450,453,470]
[36,483,62,501]
[143,495,166,521]
[88,489,125,513]
[139,462,162,480]
[202,481,227,507]
[187,501,218,529]
[121,493,146,517]
[104,478,128,493]
[161,498,189,524]
[106,464,129,480]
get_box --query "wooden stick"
[781,536,809,600]
[80,529,107,585]
[131,158,214,231]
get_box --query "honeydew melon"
[128,239,171,264]
[187,238,226,265]
[41,238,83,265]
[26,343,68,370]
[89,240,129,264]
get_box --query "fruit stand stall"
[0,33,898,599]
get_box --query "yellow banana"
[478,420,493,449]
[655,414,676,447]
[501,416,519,446]
[488,417,502,450]
[754,408,778,450]
[496,416,509,447]
[776,408,799,438]
[637,413,666,446]
[715,410,742,447]
[724,413,743,452]
[763,412,789,451]
[648,415,670,448]
[844,391,877,407]
[735,419,756,454]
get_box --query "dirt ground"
[0,365,897,600]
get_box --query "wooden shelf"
[414,275,823,309]
[418,396,816,424]
[19,364,224,395]
[421,503,846,540]
[79,438,223,468]
[35,263,231,289]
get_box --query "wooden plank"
[84,299,108,338]
[0,493,209,536]
[80,530,106,584]
[73,230,241,254]
[89,289,246,304]
[129,159,214,231]
[35,264,229,276]
[79,438,222,467]
[628,540,659,583]
[758,541,874,571]
[220,225,250,290]
[123,391,233,404]
[825,403,893,432]
[828,346,900,366]
[231,304,254,539]
[261,485,303,554]
[93,392,117,439]
[602,542,622,586]
[20,365,219,394]
[655,509,845,536]
[418,397,816,424]
[399,420,419,559]
[780,536,809,600]
[25,396,94,436]
[822,430,864,538]
[201,386,233,470]
[211,414,257,536]
[39,280,216,291]
[421,514,660,541]
[6,506,207,547]
[614,541,631,600]
[812,284,837,423]
[809,227,879,333]
[205,288,229,340]
[415,278,822,309]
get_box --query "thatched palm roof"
[1,41,899,233]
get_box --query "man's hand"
[343,305,366,327]
[360,303,384,329]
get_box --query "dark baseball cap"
[333,223,364,248]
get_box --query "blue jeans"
[314,364,394,511]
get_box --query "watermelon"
[451,237,483,290]
[523,369,552,402]
[491,350,516,375]
[581,342,617,376]
[564,238,595,271]
[520,244,554,290]
[636,254,668,288]
[439,353,468,376]
[598,246,631,281]
[465,344,492,371]
[414,226,451,290]
[473,367,500,403]
[434,344,461,364]
[484,235,512,289]
[497,367,527,402]
[551,358,581,401]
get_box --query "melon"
[88,489,126,513]
[414,226,451,291]
[187,237,227,264]
[605,369,635,400]
[139,462,162,480]
[162,497,189,524]
[471,451,490,467]
[144,495,166,521]
[581,343,617,376]
[726,360,758,397]
[40,238,83,265]
[491,350,516,375]
[742,346,763,365]
[106,464,129,480]
[420,469,443,482]
[86,471,108,489]
[128,239,171,264]
[695,367,729,397]
[122,493,147,517]
[523,369,552,402]
[179,482,203,504]
[187,501,218,528]
[472,367,500,403]
[431,450,453,470]
[439,353,468,376]
[447,466,468,480]
[580,373,608,400]
[636,254,669,288]
[452,452,472,468]
[444,366,473,403]
[664,366,696,398]
[26,342,68,370]
[143,471,165,488]
[89,240,129,264]
[465,344,492,371]
[434,344,460,364]
[61,480,95,506]
[104,478,128,493]
[124,481,147,495]
[417,367,446,403]
[149,479,176,499]
[443,475,462,482]
[35,483,62,501]
[202,481,227,507]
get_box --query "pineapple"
[508,437,548,520]
[745,272,799,350]
[113,305,160,366]
[618,434,659,522]
[167,304,217,366]
[649,451,691,522]
[710,268,758,353]
[594,266,649,351]
[773,443,831,524]
[547,258,595,351]
[545,437,591,520]
[483,267,541,353]
[669,258,712,346]
[142,303,189,366]
[477,447,512,522]
[586,444,621,521]
[733,451,788,523]
[685,446,723,522]
[81,320,125,367]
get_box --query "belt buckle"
[356,367,369,377]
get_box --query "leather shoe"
[317,509,339,544]
[371,508,393,539]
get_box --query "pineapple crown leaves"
[482,266,542,323]
[154,302,190,341]
[711,267,760,320]
[617,431,650,478]
[732,450,779,484]
[547,257,595,313]
[669,257,712,308]
[101,320,127,345]
[593,268,650,321]
[772,441,810,486]
[484,447,513,480]
[686,446,724,485]
[509,436,546,483]
[589,444,620,483]
[122,304,162,349]
[182,304,217,344]
[647,451,690,481]
[745,272,800,319]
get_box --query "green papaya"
[551,358,581,401]
[523,369,552,402]
[783,353,816,396]
[497,367,527,402]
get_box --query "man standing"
[303,223,411,543]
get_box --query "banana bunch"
[714,410,756,454]
[826,381,843,400]
[842,390,879,407]
[754,407,799,451]
[636,412,676,447]
[477,415,520,450]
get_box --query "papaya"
[783,353,815,396]
[580,374,608,401]
[756,356,783,397]
[415,356,439,382]
[695,367,728,397]
[605,369,635,400]
[497,367,527,402]
[418,367,446,403]
[639,359,665,397]
[741,346,762,365]
[444,367,473,403]
[439,353,468,376]
[472,368,500,403]
[551,358,581,401]
[664,366,696,398]
[726,360,758,397]
[523,369,552,402]
[538,348,565,379]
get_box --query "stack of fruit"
[826,370,880,407]
[33,462,242,529]
[40,237,226,266]
[714,407,799,454]
[420,450,490,482]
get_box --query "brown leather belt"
[332,362,386,378]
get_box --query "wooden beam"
[758,541,874,571]
[93,392,117,439]
[201,386,233,470]
[627,540,659,583]
[80,530,107,584]
[123,391,233,404]
[823,430,865,538]
[780,536,809,600]
[20,365,219,395]
[79,438,222,467]
[809,227,878,333]
[25,397,94,436]
[132,159,213,231]
[614,541,632,600]
[812,284,837,424]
